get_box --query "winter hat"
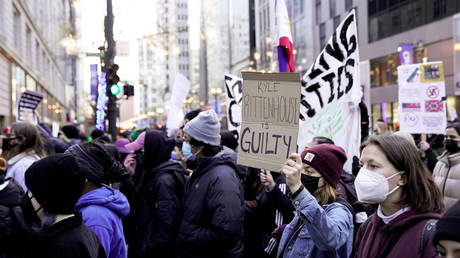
[433,200,460,245]
[184,109,202,121]
[184,109,221,146]
[61,125,80,139]
[128,127,147,142]
[90,129,104,140]
[115,138,132,154]
[125,132,146,152]
[25,154,86,214]
[221,130,238,151]
[300,144,347,187]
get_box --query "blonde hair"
[314,182,341,205]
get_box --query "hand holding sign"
[260,169,276,191]
[280,153,303,193]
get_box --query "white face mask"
[354,167,403,204]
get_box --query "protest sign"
[17,90,45,124]
[238,72,301,172]
[224,74,243,137]
[297,10,361,171]
[167,73,190,137]
[398,62,446,134]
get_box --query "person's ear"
[13,136,24,145]
[398,172,407,186]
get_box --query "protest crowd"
[1,3,460,258]
[1,108,460,258]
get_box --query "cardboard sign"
[224,74,243,137]
[398,62,446,134]
[238,72,301,172]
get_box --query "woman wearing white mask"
[354,135,443,258]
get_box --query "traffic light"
[123,84,134,97]
[110,83,122,95]
[106,64,120,96]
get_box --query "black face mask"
[2,137,18,151]
[300,174,321,194]
[444,139,459,153]
[20,193,42,225]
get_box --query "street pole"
[105,0,117,141]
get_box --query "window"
[315,0,321,24]
[345,0,353,10]
[333,15,341,29]
[13,6,22,53]
[329,0,336,17]
[35,41,40,71]
[433,0,447,18]
[319,23,326,48]
[370,53,400,88]
[26,26,32,64]
[368,0,460,42]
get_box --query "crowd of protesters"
[1,111,460,258]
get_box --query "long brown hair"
[11,122,46,158]
[314,182,340,205]
[361,135,443,213]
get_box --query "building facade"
[136,0,190,126]
[0,0,77,128]
[255,0,460,132]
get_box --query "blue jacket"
[76,185,130,258]
[277,188,353,258]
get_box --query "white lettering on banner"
[298,10,361,172]
[299,10,361,121]
[224,74,243,137]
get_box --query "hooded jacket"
[136,130,186,258]
[0,178,24,257]
[354,210,441,258]
[6,151,40,191]
[76,185,130,258]
[175,150,244,258]
[433,151,460,211]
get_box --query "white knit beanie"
[184,109,221,146]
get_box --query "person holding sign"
[278,144,353,258]
[354,135,443,258]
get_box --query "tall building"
[0,0,78,128]
[137,0,190,125]
[199,0,231,103]
[254,0,276,72]
[357,0,460,129]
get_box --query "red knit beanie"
[300,144,347,187]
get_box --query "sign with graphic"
[238,72,301,172]
[224,74,243,137]
[398,62,446,134]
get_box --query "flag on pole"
[275,0,295,72]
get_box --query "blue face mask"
[182,142,194,159]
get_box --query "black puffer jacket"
[135,130,187,258]
[176,150,244,258]
[10,207,105,258]
[0,178,24,258]
[137,160,186,257]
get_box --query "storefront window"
[370,53,400,87]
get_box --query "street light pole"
[105,0,117,141]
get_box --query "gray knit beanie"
[184,109,221,146]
